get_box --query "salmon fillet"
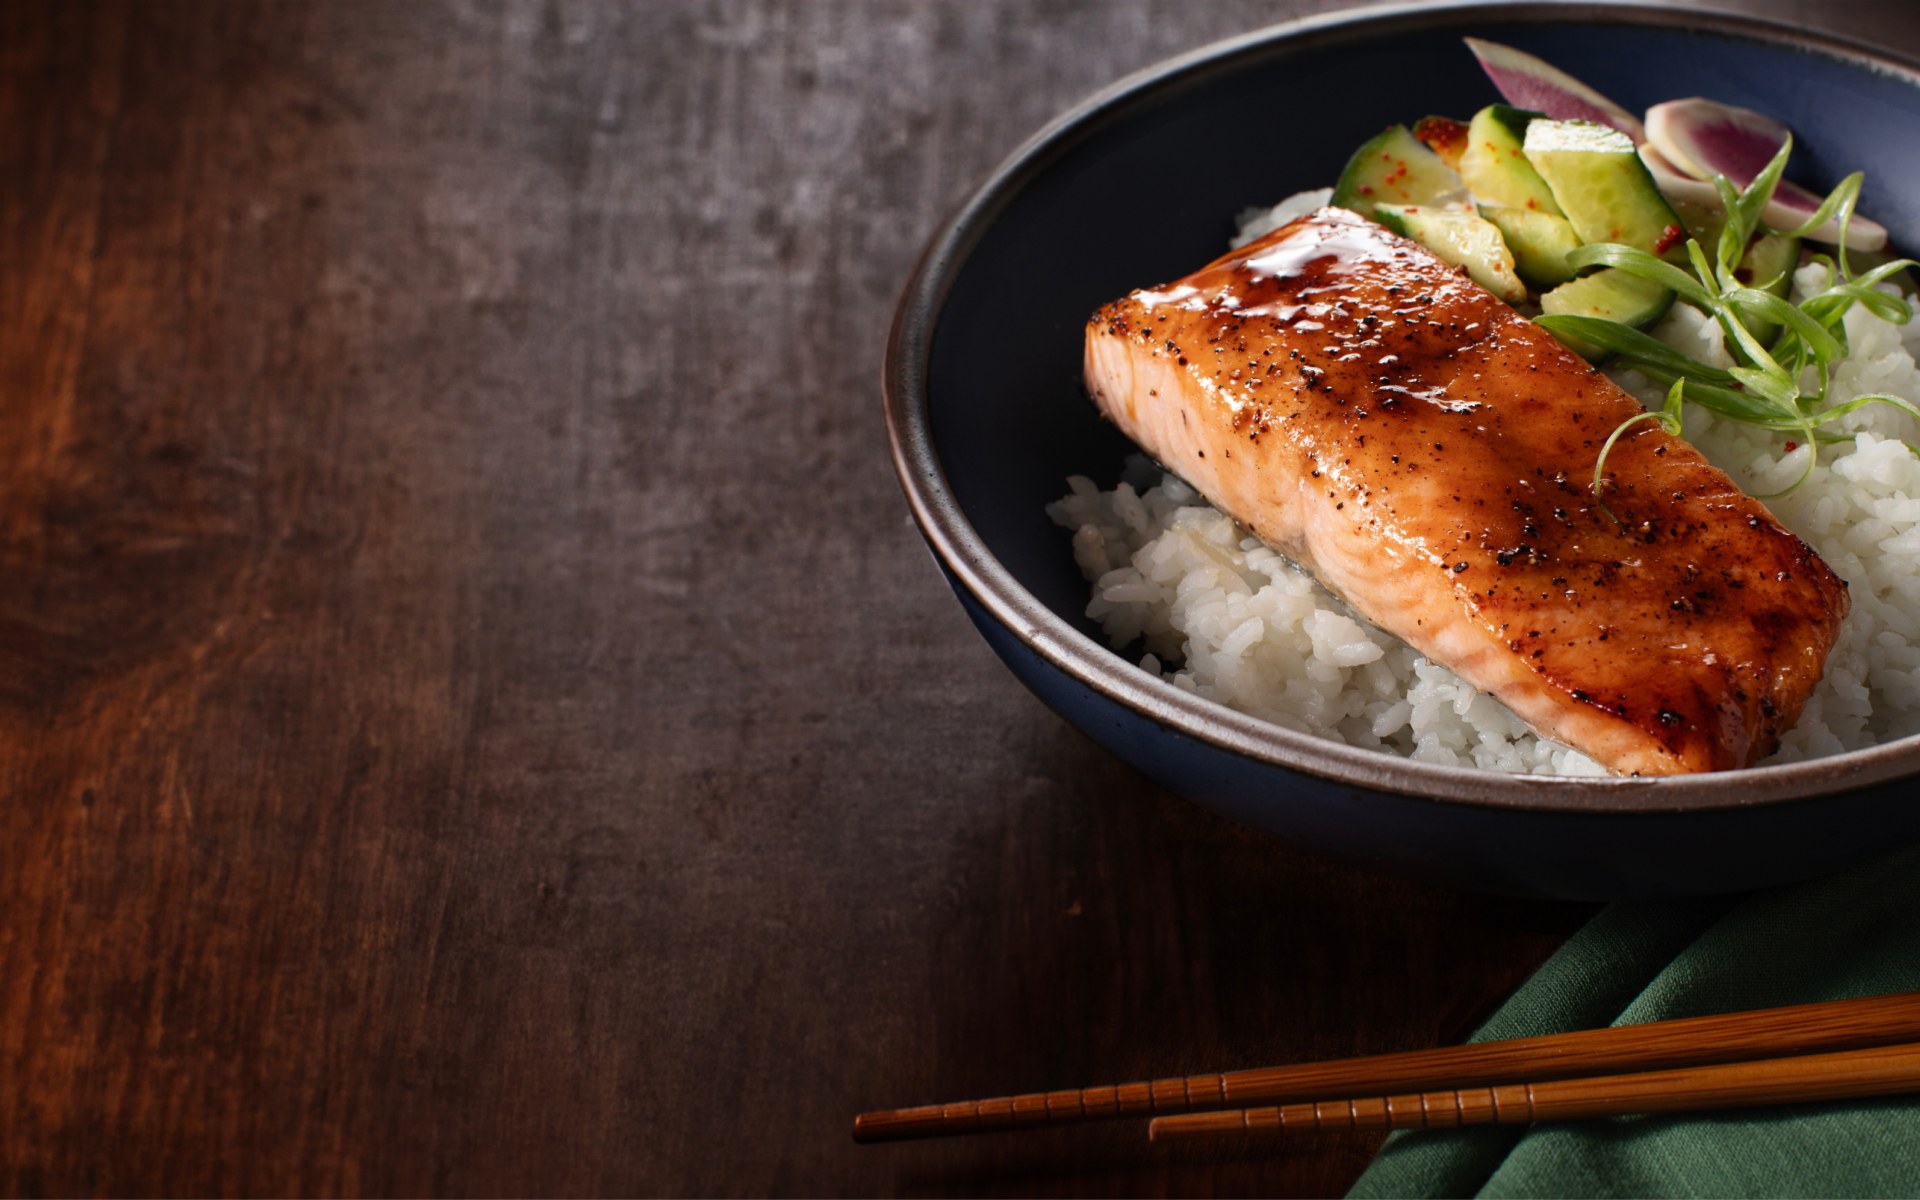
[1083,206,1848,775]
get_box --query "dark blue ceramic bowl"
[884,2,1920,899]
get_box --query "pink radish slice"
[1464,37,1645,142]
[1645,98,1790,187]
[1645,98,1823,221]
[1644,99,1889,249]
[1640,145,1888,251]
[1642,140,1820,220]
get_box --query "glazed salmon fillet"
[1083,206,1848,775]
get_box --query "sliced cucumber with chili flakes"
[1521,120,1687,361]
[1374,205,1528,304]
[1458,106,1564,217]
[1479,205,1581,288]
[1333,126,1525,302]
[1332,114,1809,366]
[1522,119,1685,258]
[1331,125,1463,212]
[1539,269,1675,359]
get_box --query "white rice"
[1047,203,1920,774]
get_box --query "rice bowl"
[886,2,1920,895]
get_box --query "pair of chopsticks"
[852,991,1920,1144]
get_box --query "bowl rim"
[883,0,1920,814]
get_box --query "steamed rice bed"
[1048,192,1920,775]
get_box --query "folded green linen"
[1349,842,1920,1199]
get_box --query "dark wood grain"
[1,1,1916,1195]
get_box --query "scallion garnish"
[1535,139,1920,508]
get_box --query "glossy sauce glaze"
[1083,206,1848,775]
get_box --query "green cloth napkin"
[1349,842,1920,1199]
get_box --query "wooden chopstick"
[852,991,1920,1143]
[1147,1039,1920,1141]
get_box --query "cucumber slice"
[1738,232,1801,296]
[1458,106,1564,217]
[1332,125,1464,213]
[1480,205,1582,288]
[1670,195,1724,246]
[1733,232,1801,343]
[1522,119,1686,258]
[1375,205,1528,304]
[1540,269,1675,360]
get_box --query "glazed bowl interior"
[891,3,1920,829]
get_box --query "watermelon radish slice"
[1643,98,1887,248]
[1645,98,1789,184]
[1639,143,1888,251]
[1464,37,1645,143]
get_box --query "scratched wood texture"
[3,1,1917,1195]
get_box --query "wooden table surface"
[5,1,1918,1195]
